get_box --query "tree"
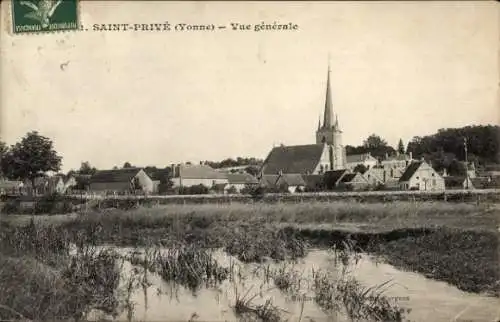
[397,139,405,154]
[361,134,396,158]
[123,162,132,168]
[3,131,62,193]
[79,161,97,175]
[244,165,260,177]
[0,141,8,178]
[363,134,388,150]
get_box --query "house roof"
[147,168,171,181]
[382,153,411,162]
[340,173,357,183]
[364,167,385,181]
[399,161,423,182]
[260,175,279,187]
[471,177,500,189]
[276,174,306,187]
[324,169,348,186]
[174,164,227,179]
[346,153,374,164]
[261,144,325,175]
[227,173,258,184]
[90,168,143,183]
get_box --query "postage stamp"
[11,0,78,34]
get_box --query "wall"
[312,145,332,174]
[171,177,229,188]
[135,170,154,193]
[405,163,445,191]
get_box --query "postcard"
[0,1,499,321]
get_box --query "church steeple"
[323,64,334,128]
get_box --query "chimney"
[409,152,413,160]
[385,152,389,159]
[170,164,175,177]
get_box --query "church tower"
[315,65,346,170]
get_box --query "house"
[24,176,65,195]
[399,161,445,191]
[338,172,370,191]
[381,152,413,170]
[362,167,385,187]
[345,153,379,171]
[444,176,474,190]
[89,168,154,195]
[226,173,259,193]
[324,169,349,190]
[260,173,306,193]
[470,176,500,190]
[147,168,173,194]
[0,180,23,195]
[170,163,228,188]
[302,174,325,191]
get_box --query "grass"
[0,219,139,321]
[130,244,230,293]
[372,227,500,296]
[0,201,499,313]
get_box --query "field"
[0,200,498,321]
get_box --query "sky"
[1,1,498,172]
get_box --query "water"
[87,247,500,322]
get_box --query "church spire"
[323,63,334,128]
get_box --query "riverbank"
[3,201,498,295]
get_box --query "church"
[260,67,347,176]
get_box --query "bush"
[34,193,74,214]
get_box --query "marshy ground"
[0,200,499,321]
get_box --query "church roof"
[261,144,326,175]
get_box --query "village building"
[381,152,413,170]
[338,172,370,191]
[89,168,154,195]
[302,174,325,191]
[323,169,349,190]
[398,161,445,191]
[0,180,23,195]
[362,167,385,187]
[345,153,379,171]
[260,66,346,176]
[170,163,228,188]
[260,173,306,193]
[226,173,259,193]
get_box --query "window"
[431,173,435,177]
[432,179,436,186]
[416,176,419,180]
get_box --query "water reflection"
[87,247,499,322]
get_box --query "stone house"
[89,168,154,195]
[226,173,259,193]
[170,163,228,188]
[399,161,445,191]
[345,153,379,171]
[338,172,370,191]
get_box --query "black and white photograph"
[0,1,499,321]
